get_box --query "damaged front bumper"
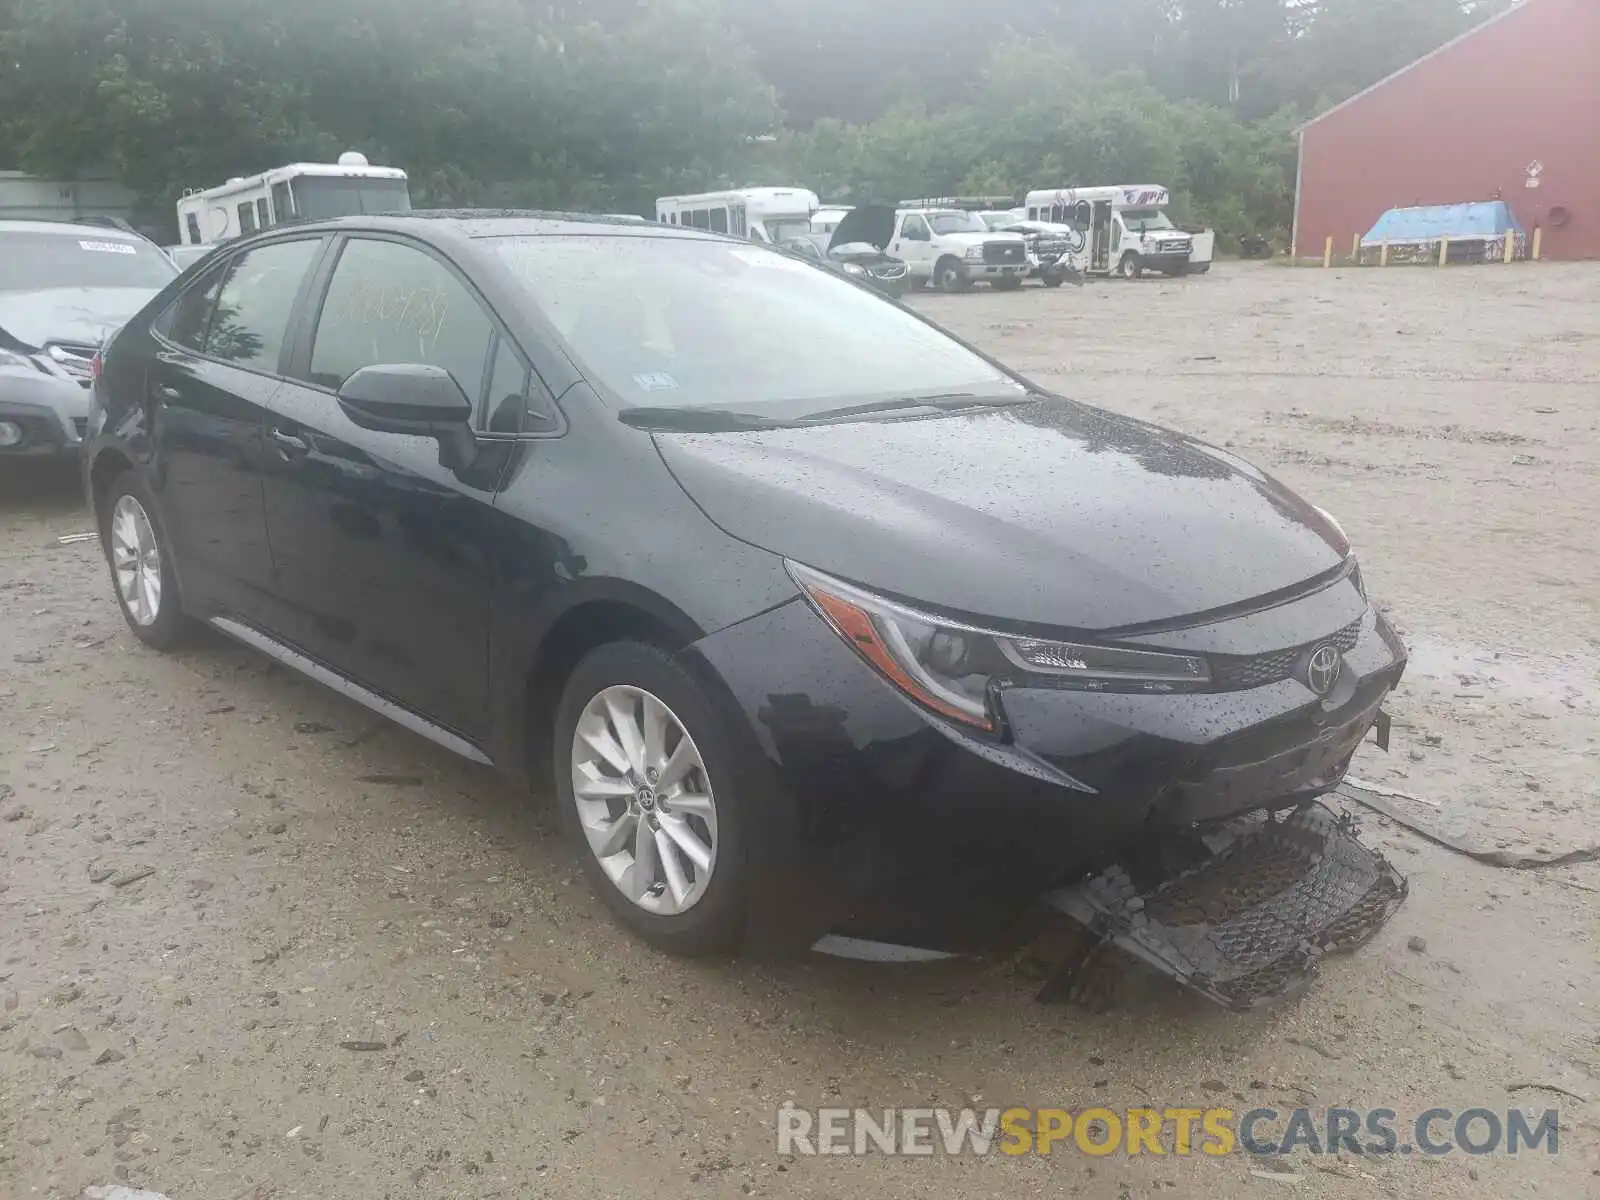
[1037,801,1407,1011]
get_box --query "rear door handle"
[270,428,309,457]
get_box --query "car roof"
[269,209,734,243]
[0,218,152,242]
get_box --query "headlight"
[788,563,1212,732]
[0,348,37,371]
[963,246,985,260]
[841,262,865,276]
[1311,505,1351,556]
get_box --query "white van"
[174,152,410,245]
[1024,186,1214,278]
[888,202,1029,292]
[654,188,820,244]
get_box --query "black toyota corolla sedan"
[84,211,1407,964]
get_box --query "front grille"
[870,263,908,280]
[72,417,89,439]
[1211,617,1363,691]
[982,240,1025,265]
[47,342,97,387]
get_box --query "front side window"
[307,238,494,400]
[487,235,1013,415]
[899,215,930,240]
[271,181,294,223]
[205,239,322,371]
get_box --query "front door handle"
[153,384,182,403]
[270,428,309,457]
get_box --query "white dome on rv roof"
[337,151,370,167]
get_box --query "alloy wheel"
[110,493,163,626]
[570,684,718,915]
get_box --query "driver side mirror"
[337,363,478,471]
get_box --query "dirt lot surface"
[3,262,1598,1199]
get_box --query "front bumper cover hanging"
[1037,802,1407,1011]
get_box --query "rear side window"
[163,267,226,351]
[184,213,202,244]
[306,237,494,400]
[238,202,257,234]
[205,239,321,372]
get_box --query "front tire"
[1119,252,1143,280]
[100,470,189,650]
[935,257,972,293]
[554,641,749,956]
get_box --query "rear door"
[147,237,326,621]
[256,233,511,740]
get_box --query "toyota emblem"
[1305,644,1343,696]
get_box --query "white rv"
[174,152,411,246]
[1024,185,1214,278]
[654,188,820,244]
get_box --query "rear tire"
[1042,276,1064,288]
[992,276,1023,291]
[554,641,749,956]
[100,470,190,650]
[935,257,972,293]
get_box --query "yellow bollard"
[1380,240,1390,267]
[1503,233,1515,264]
[1351,233,1361,262]
[1323,236,1333,268]
[1532,227,1543,260]
[1438,237,1449,266]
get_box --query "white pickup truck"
[887,205,1030,292]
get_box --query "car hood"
[653,401,1348,631]
[828,205,894,253]
[0,287,160,351]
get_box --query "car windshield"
[0,233,178,292]
[979,212,1020,230]
[781,238,822,260]
[929,212,987,235]
[289,176,412,220]
[1121,208,1175,232]
[487,234,1015,414]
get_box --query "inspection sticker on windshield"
[79,240,137,254]
[632,372,678,391]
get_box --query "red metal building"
[1293,0,1600,261]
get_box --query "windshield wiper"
[618,406,791,433]
[794,392,1038,425]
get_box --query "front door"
[147,237,325,622]
[892,214,935,278]
[256,234,509,740]
[1091,202,1113,272]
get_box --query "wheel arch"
[87,447,136,524]
[505,581,708,792]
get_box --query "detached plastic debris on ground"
[1037,802,1407,1011]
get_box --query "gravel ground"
[3,262,1597,1199]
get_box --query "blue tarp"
[1362,201,1523,246]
